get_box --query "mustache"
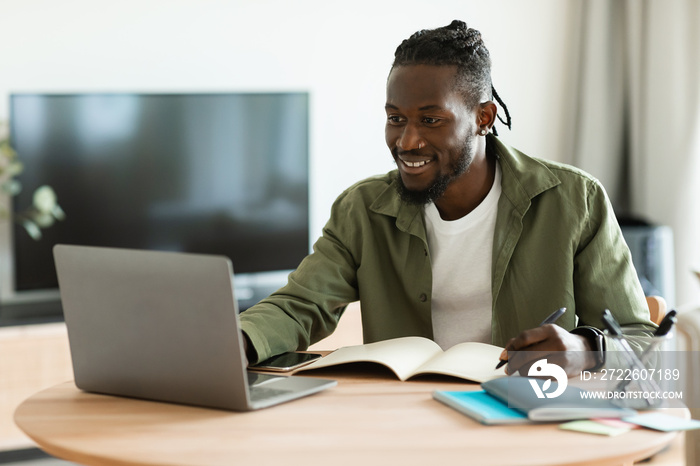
[392,148,426,158]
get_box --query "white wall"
[0,0,577,239]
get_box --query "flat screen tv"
[2,92,309,318]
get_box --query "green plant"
[0,121,65,240]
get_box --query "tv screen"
[8,93,309,307]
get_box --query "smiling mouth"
[398,156,432,168]
[404,160,430,168]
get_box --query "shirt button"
[419,293,427,302]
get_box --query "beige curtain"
[564,0,700,308]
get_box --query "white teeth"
[404,160,429,168]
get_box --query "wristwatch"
[570,326,606,371]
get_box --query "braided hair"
[392,20,511,135]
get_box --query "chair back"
[645,295,667,325]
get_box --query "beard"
[394,139,474,206]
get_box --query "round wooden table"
[14,368,683,466]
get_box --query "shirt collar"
[369,175,426,239]
[490,135,561,215]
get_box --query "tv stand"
[0,299,64,327]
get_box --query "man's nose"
[396,124,424,151]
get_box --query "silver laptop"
[53,244,336,411]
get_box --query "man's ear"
[478,101,498,131]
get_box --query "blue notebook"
[434,377,636,424]
[482,376,636,422]
[433,389,528,425]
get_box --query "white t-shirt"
[424,164,502,349]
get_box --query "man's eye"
[423,117,440,124]
[387,115,403,124]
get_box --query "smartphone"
[250,352,323,372]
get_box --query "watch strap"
[571,326,606,371]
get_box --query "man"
[240,20,655,376]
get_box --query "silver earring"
[479,129,488,136]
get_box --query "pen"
[602,309,650,376]
[601,308,624,337]
[654,309,677,337]
[636,309,677,364]
[495,307,566,369]
[604,308,662,403]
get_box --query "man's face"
[385,65,478,205]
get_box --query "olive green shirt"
[241,135,655,364]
